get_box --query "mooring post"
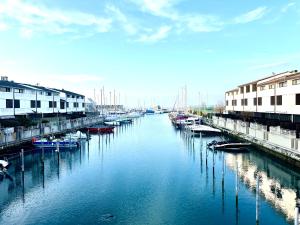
[295,207,299,225]
[21,149,24,172]
[212,150,215,177]
[205,147,208,167]
[200,132,203,147]
[256,173,260,225]
[222,151,225,189]
[235,160,239,204]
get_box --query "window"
[30,100,40,108]
[54,101,57,108]
[6,99,13,108]
[269,84,274,89]
[67,94,70,98]
[46,92,52,96]
[277,95,282,105]
[31,100,35,108]
[232,100,237,106]
[66,102,69,108]
[14,89,24,93]
[60,101,65,109]
[253,98,257,106]
[246,85,250,93]
[82,103,85,107]
[278,81,287,88]
[72,95,75,98]
[244,99,248,106]
[292,79,300,85]
[260,86,265,91]
[258,97,262,106]
[252,84,257,92]
[241,99,244,106]
[296,94,300,105]
[240,87,244,94]
[0,87,11,92]
[73,102,79,108]
[14,99,20,108]
[271,96,275,105]
[39,91,43,95]
[226,100,228,106]
[49,101,53,108]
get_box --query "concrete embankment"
[209,116,300,168]
[0,116,103,151]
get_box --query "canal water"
[0,114,299,225]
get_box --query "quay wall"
[0,116,104,150]
[210,116,300,167]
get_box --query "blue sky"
[0,0,300,107]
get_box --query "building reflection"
[226,152,300,221]
[0,131,121,207]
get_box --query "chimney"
[1,76,8,81]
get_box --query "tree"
[214,101,225,114]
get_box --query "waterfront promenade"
[0,116,103,149]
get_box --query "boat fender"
[32,137,37,143]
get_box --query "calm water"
[0,114,299,225]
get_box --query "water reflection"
[0,122,134,209]
[226,152,300,222]
[0,116,299,225]
[181,127,300,224]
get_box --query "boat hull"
[33,141,79,149]
[87,127,114,134]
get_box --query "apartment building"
[56,89,85,114]
[0,76,85,118]
[225,70,300,116]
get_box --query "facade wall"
[225,71,300,115]
[0,83,85,117]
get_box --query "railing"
[0,116,103,148]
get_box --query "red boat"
[87,125,114,134]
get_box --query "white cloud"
[138,25,171,42]
[0,0,112,38]
[130,0,223,34]
[234,7,268,24]
[281,2,295,13]
[0,22,8,31]
[20,27,33,38]
[106,5,137,35]
[183,15,223,32]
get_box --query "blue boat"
[32,138,79,149]
[145,109,155,114]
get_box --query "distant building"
[225,70,300,121]
[97,105,124,112]
[0,76,85,119]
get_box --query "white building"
[225,70,300,116]
[0,76,85,118]
[55,89,85,114]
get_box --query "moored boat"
[87,125,115,134]
[65,131,87,140]
[187,125,221,135]
[207,140,251,151]
[32,138,80,149]
[0,159,10,169]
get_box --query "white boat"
[186,125,221,135]
[0,160,9,169]
[66,131,87,140]
[104,121,120,126]
[127,112,141,118]
[207,140,251,151]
